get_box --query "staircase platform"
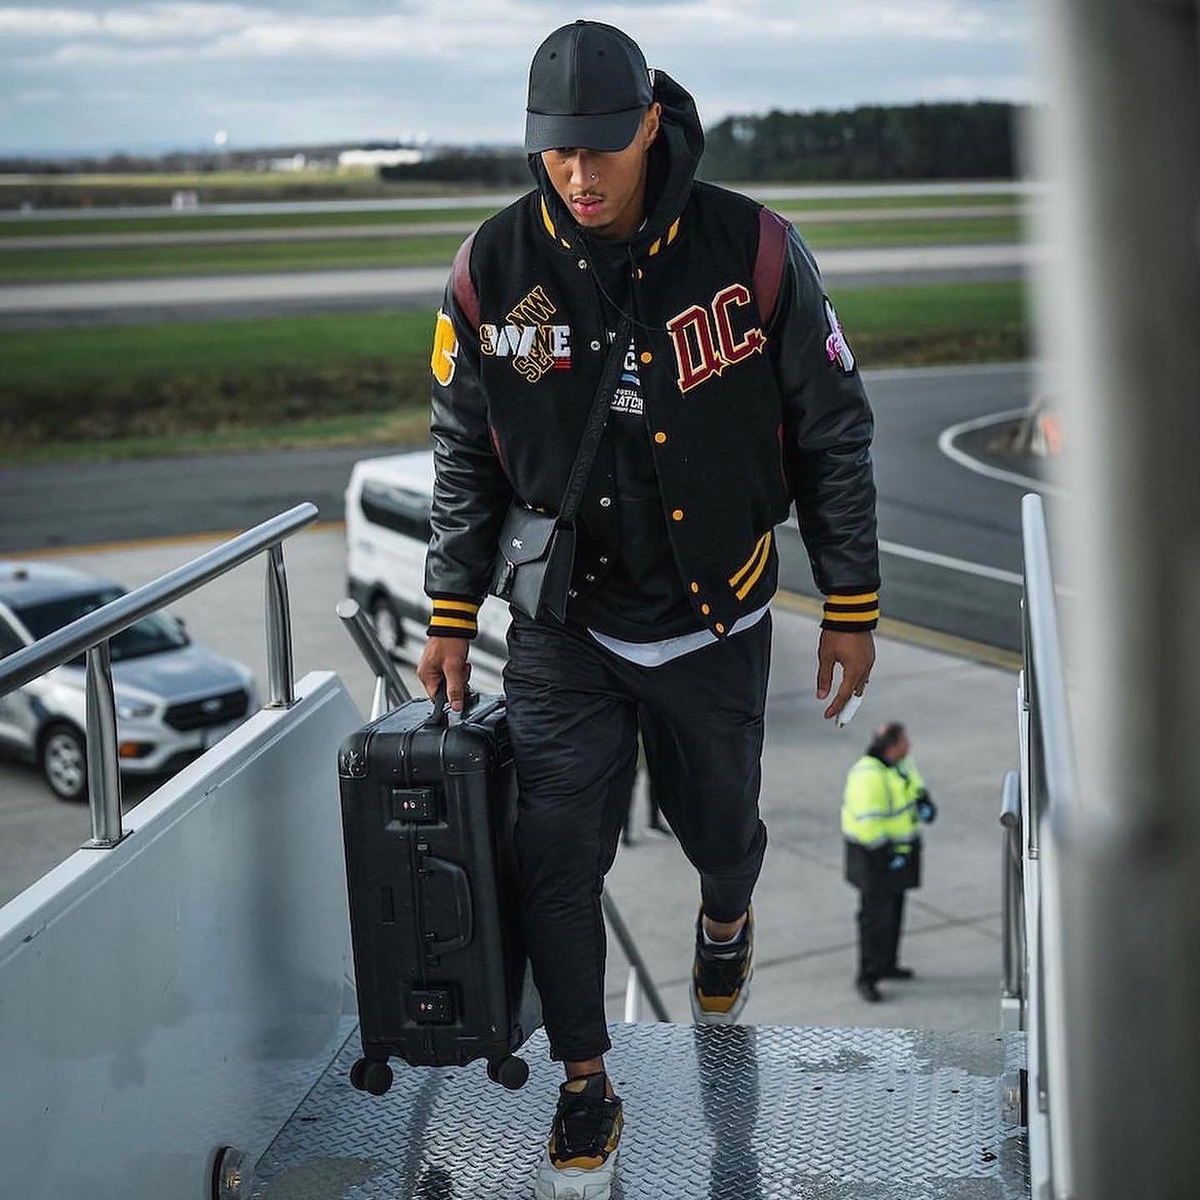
[252,1021,1028,1199]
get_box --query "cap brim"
[525,107,644,154]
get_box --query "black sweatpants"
[504,611,771,1062]
[856,885,906,984]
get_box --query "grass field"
[0,216,1021,284]
[1,280,1028,463]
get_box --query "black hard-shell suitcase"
[337,688,541,1095]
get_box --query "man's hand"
[417,636,472,712]
[816,629,876,720]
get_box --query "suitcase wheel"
[350,1057,393,1096]
[487,1054,530,1091]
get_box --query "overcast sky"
[0,0,1035,156]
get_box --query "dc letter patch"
[431,309,458,386]
[824,298,855,374]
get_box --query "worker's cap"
[525,20,653,154]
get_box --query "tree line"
[381,101,1022,185]
[700,102,1022,182]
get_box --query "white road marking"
[879,538,1024,585]
[937,408,1070,499]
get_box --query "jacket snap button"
[569,588,578,599]
[578,259,588,270]
[599,556,609,565]
[715,622,726,634]
[600,496,612,508]
[654,431,667,445]
[640,351,653,365]
[671,508,684,521]
[701,604,711,615]
[690,581,699,594]
[585,573,596,583]
[590,340,601,351]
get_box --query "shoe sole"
[690,965,753,1026]
[534,1148,617,1200]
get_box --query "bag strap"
[558,317,632,524]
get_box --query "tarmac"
[0,526,1017,1035]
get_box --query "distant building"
[338,148,424,170]
[268,153,308,173]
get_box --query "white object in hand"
[835,691,864,730]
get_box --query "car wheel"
[369,596,403,658]
[41,723,88,802]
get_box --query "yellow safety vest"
[841,754,926,852]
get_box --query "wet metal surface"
[253,1022,1028,1199]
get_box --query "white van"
[344,451,510,686]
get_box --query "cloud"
[0,0,1033,153]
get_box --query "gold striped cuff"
[823,591,880,629]
[428,597,480,637]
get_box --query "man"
[418,20,879,1199]
[842,722,937,1003]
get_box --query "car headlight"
[117,701,155,720]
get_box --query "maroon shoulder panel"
[753,207,789,328]
[451,233,480,330]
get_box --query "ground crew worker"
[418,20,880,1199]
[842,721,937,1002]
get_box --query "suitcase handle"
[426,681,479,728]
[422,855,474,958]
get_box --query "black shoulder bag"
[490,320,631,622]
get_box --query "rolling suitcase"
[337,686,540,1095]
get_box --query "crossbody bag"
[490,318,632,622]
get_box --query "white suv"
[0,561,258,801]
[344,450,510,685]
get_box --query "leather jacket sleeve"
[423,241,513,639]
[768,224,881,632]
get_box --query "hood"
[529,69,705,254]
[109,643,252,705]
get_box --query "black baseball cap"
[525,20,653,154]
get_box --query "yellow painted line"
[10,520,347,560]
[773,588,1021,673]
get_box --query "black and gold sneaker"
[690,905,754,1025]
[535,1072,624,1200]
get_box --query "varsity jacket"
[424,70,880,641]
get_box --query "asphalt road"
[1,362,1050,650]
[0,244,1035,329]
[0,205,1022,253]
[0,179,1040,223]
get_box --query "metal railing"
[1005,492,1079,1196]
[336,598,412,718]
[999,768,1024,1022]
[0,504,319,849]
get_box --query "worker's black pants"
[504,611,771,1062]
[856,885,906,984]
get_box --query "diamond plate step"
[251,1022,1029,1200]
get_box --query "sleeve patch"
[431,308,459,386]
[823,297,855,374]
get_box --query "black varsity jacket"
[424,71,880,642]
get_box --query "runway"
[0,242,1036,327]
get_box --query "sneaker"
[690,906,754,1025]
[881,966,914,981]
[534,1073,623,1200]
[856,978,883,1003]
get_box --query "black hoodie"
[424,72,879,645]
[532,74,708,639]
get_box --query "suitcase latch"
[390,786,438,823]
[409,987,454,1024]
